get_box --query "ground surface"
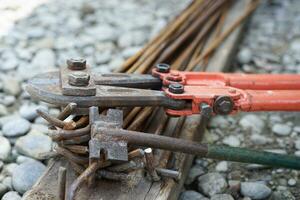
[180,1,300,200]
[0,0,299,200]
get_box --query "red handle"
[225,74,300,90]
[238,90,300,112]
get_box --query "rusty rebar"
[48,125,90,141]
[37,109,76,130]
[144,148,160,181]
[58,167,67,200]
[67,162,100,200]
[58,103,77,120]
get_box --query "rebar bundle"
[36,0,261,199]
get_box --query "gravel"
[15,132,52,159]
[12,160,46,194]
[0,136,11,161]
[240,182,272,200]
[0,0,189,197]
[272,123,292,136]
[2,191,22,200]
[179,190,209,200]
[0,0,298,199]
[183,1,300,199]
[2,118,31,137]
[197,173,227,197]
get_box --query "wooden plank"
[23,1,252,199]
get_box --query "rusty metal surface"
[26,71,185,112]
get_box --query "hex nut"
[67,58,87,70]
[168,83,184,94]
[68,71,90,86]
[155,63,170,73]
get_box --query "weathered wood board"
[24,0,252,199]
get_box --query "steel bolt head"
[213,96,234,115]
[68,71,90,86]
[67,58,86,70]
[200,103,212,119]
[155,63,170,73]
[168,83,184,94]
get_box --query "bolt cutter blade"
[26,71,186,111]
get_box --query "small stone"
[2,76,21,96]
[290,38,300,52]
[211,194,234,200]
[0,183,8,198]
[2,118,31,137]
[272,124,292,136]
[250,134,272,145]
[19,104,39,121]
[0,104,8,116]
[197,173,228,197]
[16,155,36,164]
[237,48,252,64]
[270,190,295,200]
[241,182,272,200]
[185,165,205,185]
[215,161,228,172]
[1,96,16,106]
[239,114,265,134]
[179,190,209,200]
[2,191,21,200]
[222,136,240,147]
[15,132,52,160]
[2,177,12,190]
[209,116,230,129]
[12,160,46,194]
[294,140,300,150]
[27,27,45,39]
[2,163,18,176]
[0,136,11,161]
[95,51,111,64]
[31,48,56,69]
[293,126,300,133]
[287,179,296,187]
[121,47,141,59]
[85,25,118,42]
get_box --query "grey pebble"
[222,135,240,147]
[2,177,13,190]
[0,136,11,161]
[2,191,22,200]
[19,104,39,121]
[2,76,21,96]
[31,48,55,69]
[179,190,208,200]
[197,173,228,197]
[0,183,8,198]
[0,104,8,117]
[2,118,31,137]
[239,114,265,134]
[237,48,252,64]
[2,163,18,176]
[241,182,272,200]
[270,189,295,200]
[272,124,292,136]
[210,194,234,200]
[15,132,52,160]
[185,165,205,185]
[12,160,46,194]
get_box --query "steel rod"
[99,128,300,170]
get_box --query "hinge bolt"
[168,83,184,94]
[155,63,170,73]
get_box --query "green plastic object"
[207,145,300,170]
